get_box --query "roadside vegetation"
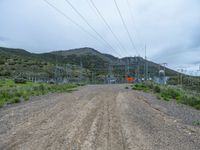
[0,79,77,108]
[132,82,200,110]
[193,120,200,126]
[168,75,200,93]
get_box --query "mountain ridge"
[0,46,178,80]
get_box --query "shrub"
[146,82,154,89]
[0,60,5,65]
[135,84,139,88]
[10,97,20,104]
[38,84,45,91]
[0,81,77,108]
[14,78,27,84]
[156,94,161,100]
[0,100,5,108]
[195,105,200,110]
[160,87,181,100]
[181,96,200,107]
[3,71,11,77]
[168,88,181,100]
[154,85,161,93]
[23,96,29,101]
[161,92,170,101]
[132,82,200,110]
[15,91,23,97]
[0,90,13,99]
[22,91,30,101]
[8,62,16,65]
[193,120,200,126]
[32,84,46,91]
[132,84,149,91]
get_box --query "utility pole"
[55,51,58,83]
[198,65,200,91]
[137,59,140,82]
[144,44,149,81]
[127,58,130,75]
[177,68,184,87]
[180,69,183,87]
[124,64,126,83]
[66,64,72,83]
[163,63,167,84]
[108,64,113,84]
[162,63,167,73]
[80,60,83,83]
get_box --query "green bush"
[169,88,181,100]
[156,94,161,100]
[194,105,200,110]
[15,91,23,97]
[8,61,16,65]
[160,87,181,100]
[14,78,27,84]
[10,97,20,104]
[146,82,154,89]
[163,96,170,101]
[0,79,78,108]
[135,84,139,88]
[3,71,11,77]
[23,96,29,101]
[132,84,149,91]
[0,100,5,108]
[132,82,200,110]
[181,96,200,107]
[153,85,161,93]
[38,84,45,91]
[0,60,5,65]
[193,120,200,126]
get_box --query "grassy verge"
[193,120,200,126]
[0,79,78,108]
[132,82,200,110]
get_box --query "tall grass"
[132,82,200,110]
[0,79,77,108]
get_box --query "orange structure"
[126,77,135,83]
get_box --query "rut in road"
[0,85,200,150]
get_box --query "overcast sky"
[0,0,200,74]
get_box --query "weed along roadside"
[132,82,200,110]
[0,79,78,108]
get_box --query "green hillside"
[0,46,179,83]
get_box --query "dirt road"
[0,85,200,150]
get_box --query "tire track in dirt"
[117,90,200,150]
[0,86,100,149]
[116,92,148,150]
[0,85,200,150]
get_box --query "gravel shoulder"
[0,84,199,150]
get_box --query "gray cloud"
[0,0,200,72]
[0,36,9,42]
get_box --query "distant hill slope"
[0,47,178,79]
[0,47,53,77]
[51,47,119,63]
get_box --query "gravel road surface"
[0,85,199,150]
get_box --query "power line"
[64,0,122,57]
[43,0,98,40]
[89,0,129,56]
[43,0,121,57]
[113,0,139,56]
[126,0,145,53]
